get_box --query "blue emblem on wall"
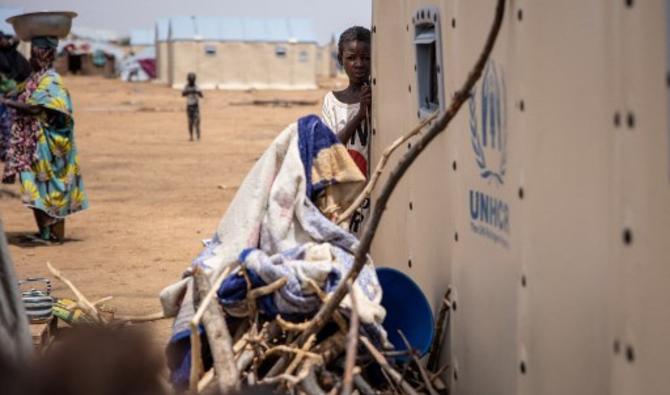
[469,60,507,185]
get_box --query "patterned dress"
[3,69,88,218]
[0,77,17,161]
[0,104,10,161]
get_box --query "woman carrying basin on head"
[1,36,88,243]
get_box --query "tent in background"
[120,46,156,82]
[56,39,126,78]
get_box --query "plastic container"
[7,11,77,41]
[376,267,434,359]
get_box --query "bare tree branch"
[342,282,360,395]
[398,330,438,395]
[427,288,452,371]
[360,336,419,395]
[337,112,439,224]
[193,267,240,393]
[47,261,106,324]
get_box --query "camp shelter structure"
[315,41,337,80]
[55,39,124,78]
[155,18,170,84]
[369,1,670,395]
[165,16,318,90]
[120,46,156,82]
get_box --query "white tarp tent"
[120,46,156,82]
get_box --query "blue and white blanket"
[161,116,386,388]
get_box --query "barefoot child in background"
[321,26,372,235]
[181,72,203,141]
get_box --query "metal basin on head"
[7,11,77,41]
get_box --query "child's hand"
[360,84,372,112]
[361,84,371,106]
[355,84,372,121]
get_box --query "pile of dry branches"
[190,267,453,395]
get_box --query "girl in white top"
[321,26,372,235]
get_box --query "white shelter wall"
[371,1,670,395]
[170,41,198,89]
[195,41,221,89]
[290,43,318,88]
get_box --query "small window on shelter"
[414,7,444,116]
[275,46,287,58]
[299,50,309,63]
[205,45,217,56]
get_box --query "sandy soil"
[0,75,343,347]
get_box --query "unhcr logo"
[469,60,507,185]
[468,60,510,249]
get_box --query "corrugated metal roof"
[265,18,291,42]
[219,17,244,41]
[130,29,154,46]
[167,17,316,43]
[169,16,196,41]
[288,18,317,43]
[156,18,169,42]
[242,18,266,42]
[193,16,220,41]
[0,7,23,36]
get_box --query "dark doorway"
[68,54,83,75]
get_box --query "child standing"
[321,26,372,235]
[181,72,203,141]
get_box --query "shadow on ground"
[5,231,83,248]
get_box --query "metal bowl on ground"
[6,11,77,41]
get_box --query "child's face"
[340,40,371,86]
[188,74,196,84]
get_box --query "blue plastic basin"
[376,267,435,359]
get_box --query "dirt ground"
[0,75,344,347]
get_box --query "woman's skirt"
[19,127,88,219]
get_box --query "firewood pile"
[189,267,452,395]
